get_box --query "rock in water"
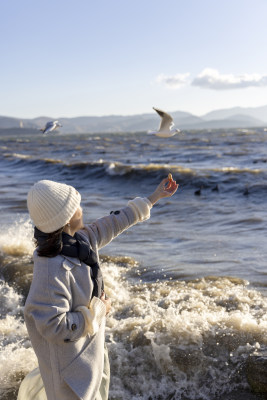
[246,352,267,393]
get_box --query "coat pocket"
[61,327,105,400]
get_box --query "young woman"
[18,176,178,400]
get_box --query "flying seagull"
[148,107,180,138]
[40,120,62,134]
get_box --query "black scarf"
[34,228,104,299]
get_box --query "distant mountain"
[202,105,267,123]
[0,105,266,134]
[184,115,264,129]
[0,116,46,130]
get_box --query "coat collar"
[62,255,82,270]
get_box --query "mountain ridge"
[0,105,267,134]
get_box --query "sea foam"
[0,218,34,256]
[101,261,267,399]
[0,233,266,399]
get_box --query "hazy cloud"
[156,68,267,90]
[156,73,190,89]
[192,68,267,90]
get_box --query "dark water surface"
[0,129,266,399]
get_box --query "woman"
[19,177,178,400]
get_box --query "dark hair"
[35,227,64,257]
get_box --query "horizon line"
[1,103,267,120]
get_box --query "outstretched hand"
[148,176,179,205]
[100,292,112,315]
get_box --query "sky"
[1,0,267,119]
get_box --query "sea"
[0,128,266,400]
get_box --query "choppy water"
[0,129,267,399]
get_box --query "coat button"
[114,210,120,215]
[71,323,77,331]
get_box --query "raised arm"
[82,198,152,250]
[81,176,178,251]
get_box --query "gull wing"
[42,121,55,134]
[153,107,174,131]
[44,121,54,129]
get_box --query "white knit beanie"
[27,180,81,233]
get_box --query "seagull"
[40,120,62,134]
[148,107,180,138]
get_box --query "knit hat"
[27,180,81,233]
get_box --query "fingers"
[101,293,112,315]
[164,175,177,188]
[171,183,179,195]
[105,297,112,315]
[164,179,179,196]
[165,180,172,189]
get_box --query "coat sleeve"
[24,256,104,344]
[81,197,152,250]
[76,297,106,336]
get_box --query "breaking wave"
[0,224,266,399]
[1,152,266,192]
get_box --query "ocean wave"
[0,282,37,398]
[1,152,267,203]
[0,218,34,257]
[1,243,266,399]
[3,152,62,164]
[2,152,265,178]
[218,166,261,174]
[103,261,267,399]
[3,152,33,160]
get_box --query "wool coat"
[24,198,152,400]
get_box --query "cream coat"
[24,198,152,400]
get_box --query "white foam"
[0,218,34,256]
[0,256,266,399]
[0,282,37,396]
[101,264,267,399]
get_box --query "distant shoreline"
[1,126,267,137]
[1,105,267,133]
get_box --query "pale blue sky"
[1,0,267,118]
